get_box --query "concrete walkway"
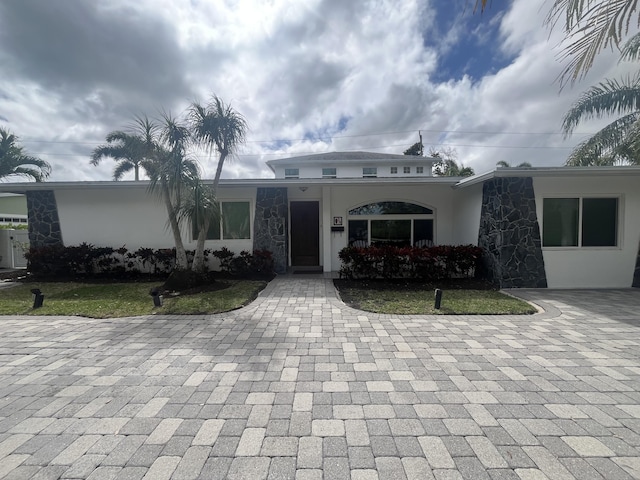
[0,276,639,479]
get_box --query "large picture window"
[347,201,434,247]
[193,201,251,240]
[543,197,618,247]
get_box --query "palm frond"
[565,112,640,165]
[113,161,134,181]
[545,0,640,87]
[562,75,640,134]
[0,127,51,181]
[620,31,640,60]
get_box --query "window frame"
[416,166,424,174]
[542,195,621,249]
[390,166,397,174]
[362,167,377,178]
[192,200,252,241]
[347,201,435,247]
[403,166,411,174]
[284,168,299,179]
[322,167,337,179]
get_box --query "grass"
[0,280,268,318]
[334,279,537,315]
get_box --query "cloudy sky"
[0,0,632,182]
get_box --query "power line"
[30,141,574,159]
[20,127,593,147]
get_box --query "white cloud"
[0,0,633,182]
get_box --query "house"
[0,151,638,288]
[0,193,29,268]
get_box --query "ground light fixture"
[30,288,44,309]
[149,287,163,307]
[434,288,442,309]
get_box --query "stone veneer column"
[477,177,547,288]
[26,190,63,247]
[253,187,288,274]
[633,242,640,287]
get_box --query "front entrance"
[290,201,320,267]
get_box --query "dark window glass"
[543,198,578,247]
[349,201,433,215]
[322,168,336,178]
[348,220,368,246]
[371,220,411,246]
[582,198,618,246]
[222,202,251,239]
[413,219,434,246]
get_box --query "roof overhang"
[454,166,640,189]
[0,176,461,194]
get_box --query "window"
[322,167,337,178]
[543,197,618,247]
[362,167,377,178]
[285,168,299,179]
[193,201,251,240]
[390,167,397,174]
[416,166,424,174]
[403,167,411,174]
[348,201,434,247]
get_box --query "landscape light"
[30,288,44,309]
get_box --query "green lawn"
[0,280,267,318]
[334,280,536,315]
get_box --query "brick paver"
[0,276,639,479]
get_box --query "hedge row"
[24,244,274,278]
[338,244,484,280]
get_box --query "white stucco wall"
[452,182,483,245]
[274,164,433,179]
[322,184,456,271]
[54,185,256,255]
[534,176,640,288]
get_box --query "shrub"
[339,244,483,280]
[25,243,274,279]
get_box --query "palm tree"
[91,132,147,181]
[430,148,475,177]
[496,160,532,168]
[145,114,200,272]
[0,128,51,182]
[188,95,248,272]
[562,75,640,166]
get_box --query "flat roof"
[2,166,639,193]
[0,176,462,193]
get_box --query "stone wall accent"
[478,177,547,288]
[253,187,288,274]
[26,190,63,247]
[633,241,640,288]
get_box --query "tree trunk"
[162,183,189,270]
[191,215,210,272]
[191,153,227,272]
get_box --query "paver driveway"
[1,276,640,479]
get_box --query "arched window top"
[348,201,433,216]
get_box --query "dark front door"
[290,201,320,266]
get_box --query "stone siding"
[253,187,288,274]
[478,177,547,288]
[633,242,640,288]
[26,190,63,247]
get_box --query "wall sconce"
[299,186,308,192]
